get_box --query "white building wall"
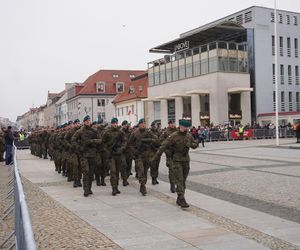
[115,100,145,125]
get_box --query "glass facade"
[148,41,248,86]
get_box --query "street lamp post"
[274,0,280,146]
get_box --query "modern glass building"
[145,22,252,127]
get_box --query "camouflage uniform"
[129,127,158,195]
[72,124,100,196]
[121,126,133,184]
[94,125,108,186]
[41,130,49,159]
[65,126,81,185]
[159,126,178,192]
[150,126,162,185]
[102,126,127,195]
[155,130,198,207]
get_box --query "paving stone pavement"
[15,138,300,250]
[0,162,15,250]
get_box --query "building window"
[293,16,298,26]
[272,36,275,55]
[97,112,105,120]
[286,15,290,25]
[295,38,298,58]
[289,92,293,111]
[288,65,292,85]
[278,13,283,24]
[296,66,299,85]
[131,105,135,115]
[271,12,275,22]
[272,64,275,84]
[116,82,124,93]
[281,91,285,111]
[273,91,276,111]
[287,37,291,57]
[279,36,283,56]
[296,92,300,111]
[112,74,119,78]
[129,74,135,78]
[129,85,135,94]
[236,14,243,24]
[244,11,252,23]
[280,64,284,84]
[97,99,105,107]
[96,82,105,93]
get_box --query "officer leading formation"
[28,116,199,208]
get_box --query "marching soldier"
[153,119,198,208]
[121,120,132,185]
[159,120,178,193]
[102,118,127,196]
[94,119,108,186]
[65,119,82,187]
[150,121,161,185]
[72,115,100,197]
[128,118,158,196]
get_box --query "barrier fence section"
[0,145,36,250]
[205,128,295,142]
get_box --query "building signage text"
[174,40,190,52]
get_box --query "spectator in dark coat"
[295,124,300,143]
[3,126,14,165]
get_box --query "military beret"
[179,119,191,127]
[111,117,118,124]
[73,119,80,124]
[83,115,91,122]
[68,121,73,125]
[151,121,156,127]
[122,120,128,126]
[168,120,174,124]
[63,123,68,127]
[138,118,145,124]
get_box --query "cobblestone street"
[11,138,300,249]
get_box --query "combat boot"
[67,176,72,182]
[123,179,129,186]
[100,176,106,186]
[73,181,78,188]
[140,184,147,196]
[152,177,159,185]
[77,179,82,187]
[177,197,189,208]
[95,176,101,186]
[83,191,89,197]
[88,190,93,195]
[116,186,121,194]
[170,183,176,193]
[112,187,118,196]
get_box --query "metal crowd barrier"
[14,138,30,150]
[0,145,36,250]
[204,128,295,142]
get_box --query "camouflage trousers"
[94,152,108,180]
[166,155,175,186]
[0,148,4,161]
[135,155,153,185]
[173,160,190,198]
[42,144,48,159]
[108,155,126,187]
[80,157,95,193]
[69,153,81,181]
[150,155,160,179]
[124,152,133,179]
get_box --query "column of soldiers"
[28,116,199,208]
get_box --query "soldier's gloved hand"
[186,141,192,148]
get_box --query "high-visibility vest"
[239,127,244,133]
[19,133,25,141]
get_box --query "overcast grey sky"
[1,0,299,122]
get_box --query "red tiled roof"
[113,73,148,104]
[78,69,146,95]
[257,111,300,117]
